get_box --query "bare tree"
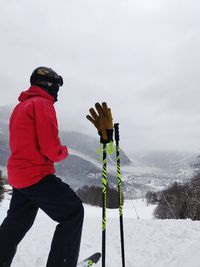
[153,174,200,220]
[76,185,123,208]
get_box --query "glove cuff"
[99,129,113,144]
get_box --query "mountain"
[124,150,198,197]
[0,105,198,199]
[0,106,10,167]
[0,106,12,124]
[59,130,131,166]
[130,150,197,179]
[190,152,200,167]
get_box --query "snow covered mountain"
[125,150,198,193]
[0,105,198,198]
[131,150,197,176]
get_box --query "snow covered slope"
[1,193,200,267]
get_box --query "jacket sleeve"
[34,99,68,162]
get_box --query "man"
[0,67,84,267]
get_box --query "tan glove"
[86,102,113,143]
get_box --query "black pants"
[0,174,84,267]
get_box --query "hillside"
[1,193,200,267]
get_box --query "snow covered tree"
[154,174,200,220]
[145,191,159,205]
[154,182,188,219]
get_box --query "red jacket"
[7,85,68,188]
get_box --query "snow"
[1,194,200,267]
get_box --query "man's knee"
[53,195,84,223]
[70,199,84,223]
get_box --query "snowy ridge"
[69,148,103,170]
[69,148,121,174]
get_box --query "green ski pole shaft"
[114,123,126,267]
[102,143,107,267]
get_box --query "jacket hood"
[18,85,55,103]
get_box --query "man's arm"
[34,99,68,162]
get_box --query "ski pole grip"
[114,123,120,142]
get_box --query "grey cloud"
[1,0,200,154]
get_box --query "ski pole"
[102,143,107,267]
[114,123,126,267]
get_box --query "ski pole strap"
[96,141,114,161]
[108,141,114,155]
[96,144,103,161]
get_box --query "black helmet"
[30,66,63,101]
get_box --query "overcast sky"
[0,0,200,155]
